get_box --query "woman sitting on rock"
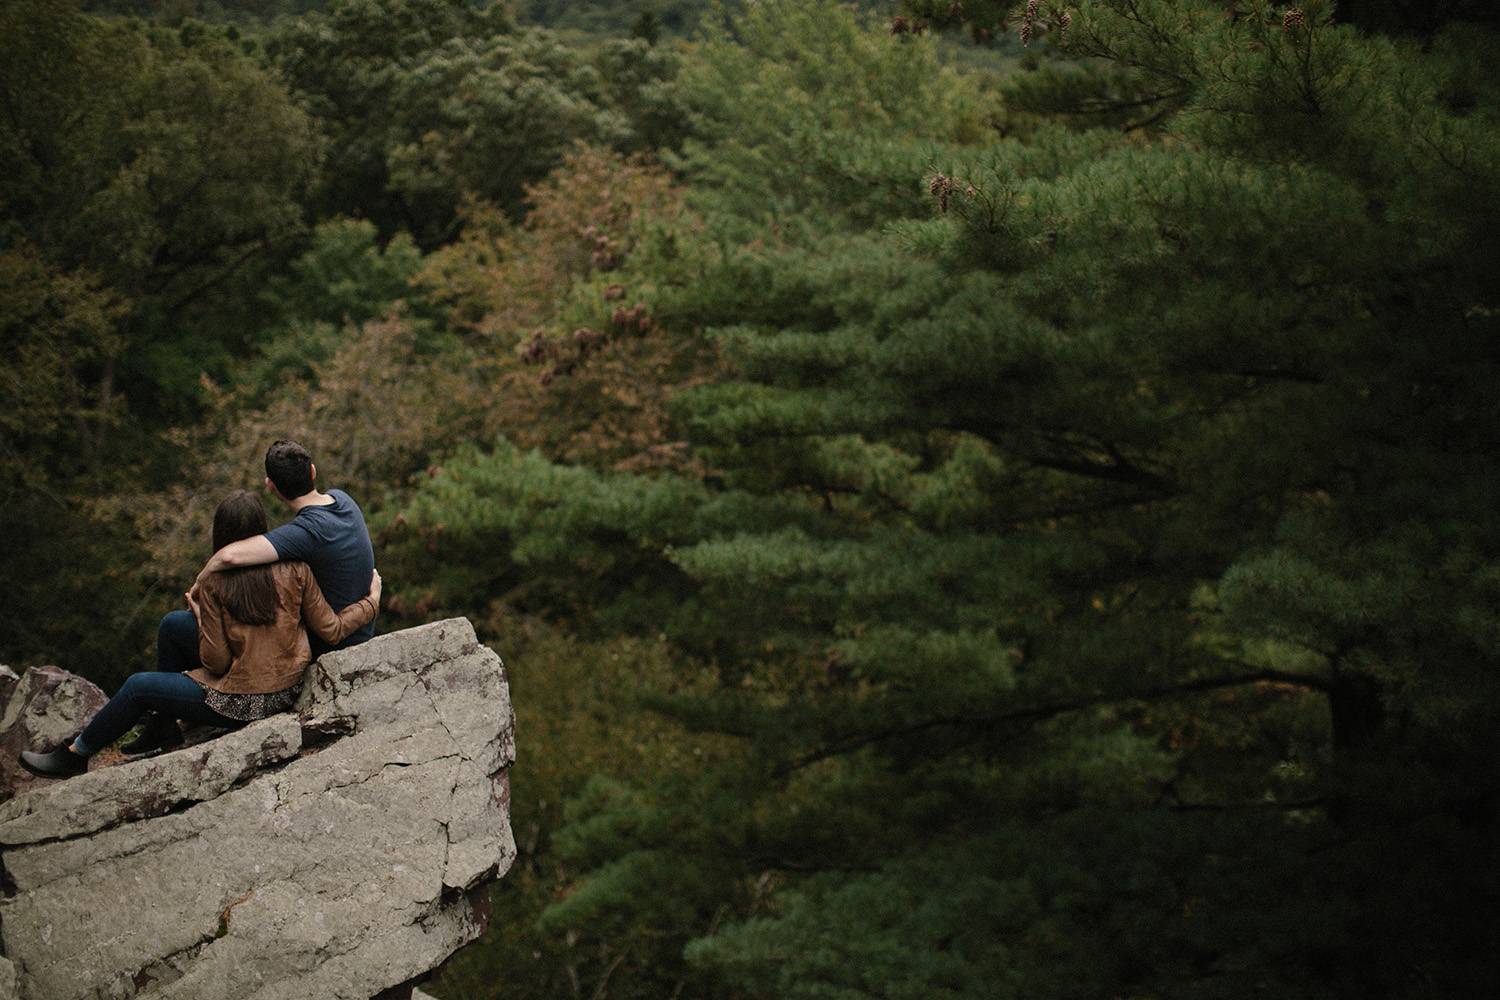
[19,489,380,780]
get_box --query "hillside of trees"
[5,1,1500,998]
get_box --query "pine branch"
[777,667,1328,775]
[1164,796,1328,813]
[1123,104,1179,132]
[1027,452,1175,492]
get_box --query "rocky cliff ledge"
[0,618,516,1000]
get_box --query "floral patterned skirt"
[199,682,301,723]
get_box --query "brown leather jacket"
[188,561,377,694]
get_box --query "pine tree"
[400,2,1500,996]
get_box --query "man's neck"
[285,489,335,513]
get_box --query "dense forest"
[4,0,1500,997]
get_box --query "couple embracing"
[20,440,381,780]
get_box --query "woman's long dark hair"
[211,490,278,626]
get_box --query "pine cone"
[929,172,953,213]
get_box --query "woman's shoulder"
[271,561,313,584]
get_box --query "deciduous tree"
[2,0,322,420]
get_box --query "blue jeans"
[156,609,203,673]
[73,609,240,755]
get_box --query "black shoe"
[19,744,89,779]
[120,713,184,755]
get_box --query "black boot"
[19,743,89,779]
[120,713,184,755]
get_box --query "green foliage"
[2,0,322,419]
[0,245,158,682]
[514,0,897,40]
[83,1,327,21]
[267,0,690,247]
[0,246,125,484]
[398,4,1500,998]
[428,630,729,1000]
[8,0,1500,996]
[261,219,423,330]
[682,803,1500,1000]
[243,218,426,396]
[590,36,693,154]
[0,0,326,683]
[514,0,722,38]
[265,0,518,243]
[673,0,1000,229]
[373,440,711,634]
[382,29,633,237]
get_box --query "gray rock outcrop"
[0,665,108,801]
[0,618,516,1000]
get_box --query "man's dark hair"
[265,439,315,499]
